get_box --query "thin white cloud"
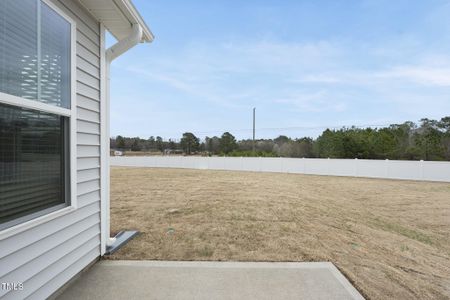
[292,64,450,88]
[291,74,343,84]
[118,38,450,132]
[275,90,348,112]
[125,39,345,110]
[375,66,450,87]
[127,67,247,109]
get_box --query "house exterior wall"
[0,0,103,298]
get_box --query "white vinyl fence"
[111,156,450,182]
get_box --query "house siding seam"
[0,1,102,299]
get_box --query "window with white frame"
[0,0,75,230]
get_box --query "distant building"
[164,149,184,155]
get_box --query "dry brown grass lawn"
[109,167,450,300]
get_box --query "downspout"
[104,24,143,247]
[106,23,143,62]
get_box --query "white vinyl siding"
[0,0,102,298]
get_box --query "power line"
[191,123,392,136]
[119,115,448,139]
[138,123,390,140]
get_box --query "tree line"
[110,116,450,161]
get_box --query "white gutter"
[104,23,143,248]
[117,0,154,42]
[106,23,144,61]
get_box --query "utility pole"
[252,107,256,154]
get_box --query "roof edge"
[77,0,154,43]
[116,0,154,43]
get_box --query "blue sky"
[108,0,450,140]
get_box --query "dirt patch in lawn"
[108,167,450,300]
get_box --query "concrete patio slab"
[57,260,364,300]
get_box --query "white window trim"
[0,0,77,240]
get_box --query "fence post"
[354,158,358,177]
[385,159,389,178]
[420,160,424,180]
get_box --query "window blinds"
[0,0,71,108]
[0,0,38,101]
[0,103,66,229]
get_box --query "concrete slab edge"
[99,260,332,269]
[327,264,365,300]
[99,260,364,299]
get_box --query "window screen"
[0,103,68,229]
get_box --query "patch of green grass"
[351,242,359,249]
[400,245,410,252]
[196,245,214,257]
[371,218,433,246]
